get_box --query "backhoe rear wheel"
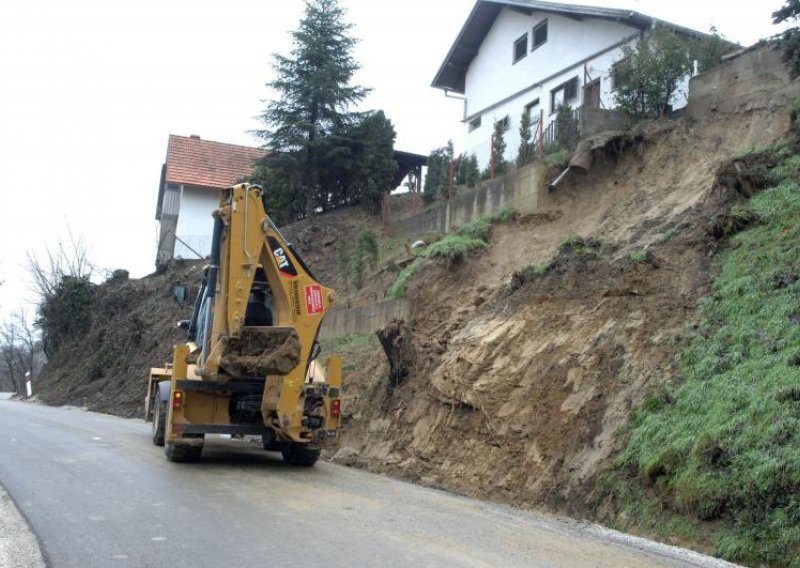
[280,442,320,466]
[165,437,204,463]
[151,399,166,447]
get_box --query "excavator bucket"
[219,327,301,377]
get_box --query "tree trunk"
[376,319,416,386]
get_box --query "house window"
[533,20,548,50]
[550,76,580,114]
[495,115,510,131]
[525,98,541,121]
[513,34,528,64]
[468,116,482,132]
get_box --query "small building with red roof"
[155,134,266,267]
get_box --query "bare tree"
[0,321,24,394]
[27,228,93,298]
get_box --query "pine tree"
[422,141,454,202]
[517,110,533,167]
[458,154,480,188]
[492,119,508,175]
[255,0,394,221]
[775,1,800,78]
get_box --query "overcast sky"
[0,0,787,319]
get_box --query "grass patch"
[610,144,800,565]
[544,149,568,167]
[519,259,554,279]
[559,234,601,257]
[387,257,424,300]
[630,249,648,264]
[386,208,516,299]
[656,227,679,243]
[425,235,488,262]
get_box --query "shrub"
[39,276,95,354]
[105,269,129,284]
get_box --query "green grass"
[387,257,425,299]
[518,259,555,281]
[656,227,679,243]
[386,209,516,299]
[630,249,648,264]
[611,146,800,566]
[544,149,568,167]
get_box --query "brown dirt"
[325,107,794,521]
[35,261,201,417]
[33,101,793,552]
[328,217,713,514]
[220,328,301,377]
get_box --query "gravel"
[0,485,45,568]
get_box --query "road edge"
[0,483,46,568]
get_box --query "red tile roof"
[165,134,266,190]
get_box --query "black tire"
[262,433,281,452]
[165,439,204,463]
[280,442,320,466]
[151,399,166,447]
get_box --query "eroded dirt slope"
[36,262,200,416]
[328,107,793,527]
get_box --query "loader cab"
[244,268,275,327]
[186,266,278,368]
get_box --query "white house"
[155,134,265,267]
[432,0,710,167]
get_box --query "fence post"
[538,109,544,159]
[448,159,455,201]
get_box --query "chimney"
[190,134,201,139]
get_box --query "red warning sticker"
[304,285,324,315]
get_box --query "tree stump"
[376,319,415,386]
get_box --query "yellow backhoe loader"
[144,183,341,465]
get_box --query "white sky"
[0,0,787,319]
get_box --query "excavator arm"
[152,183,342,462]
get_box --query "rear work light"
[172,391,184,410]
[331,399,341,417]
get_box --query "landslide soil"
[34,104,793,543]
[326,107,794,524]
[36,262,201,417]
[34,204,394,416]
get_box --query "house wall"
[461,7,692,169]
[466,11,637,114]
[173,186,218,259]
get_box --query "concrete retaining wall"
[392,162,543,235]
[580,107,630,137]
[687,45,800,119]
[320,299,411,339]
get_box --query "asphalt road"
[0,400,735,568]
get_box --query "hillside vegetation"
[608,141,800,565]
